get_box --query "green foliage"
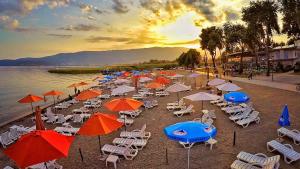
[176,49,200,69]
[280,0,300,40]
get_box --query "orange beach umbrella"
[43,90,64,105]
[145,82,163,89]
[155,76,171,85]
[75,89,102,101]
[18,94,43,113]
[104,98,143,112]
[4,130,74,169]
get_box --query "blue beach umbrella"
[164,121,217,169]
[278,104,290,127]
[224,91,249,103]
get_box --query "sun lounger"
[277,127,300,145]
[27,160,63,169]
[236,151,280,169]
[119,110,141,118]
[9,128,20,141]
[98,94,111,99]
[235,111,260,128]
[113,137,147,150]
[117,117,134,126]
[120,124,151,140]
[54,126,79,136]
[155,91,169,97]
[167,100,185,111]
[231,159,277,169]
[167,99,184,106]
[101,144,138,160]
[73,114,83,123]
[56,114,72,124]
[0,131,14,148]
[267,140,300,164]
[216,101,233,108]
[173,105,194,117]
[229,109,254,122]
[66,99,78,105]
[210,98,224,105]
[207,110,216,119]
[72,107,90,114]
[54,102,71,109]
[46,113,58,124]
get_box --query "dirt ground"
[0,70,300,169]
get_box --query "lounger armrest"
[193,118,202,122]
[284,144,294,150]
[292,129,300,134]
[248,162,263,167]
[132,129,141,132]
[254,153,268,158]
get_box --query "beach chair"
[98,94,111,99]
[54,125,79,136]
[229,109,254,122]
[113,137,147,150]
[216,101,233,108]
[267,140,300,164]
[167,100,185,111]
[207,110,216,119]
[231,159,279,169]
[27,160,63,169]
[173,105,194,117]
[9,128,20,141]
[67,99,79,104]
[101,144,138,160]
[167,99,183,106]
[143,101,153,109]
[151,100,158,107]
[236,151,280,169]
[73,114,83,123]
[210,98,224,105]
[120,124,151,140]
[46,113,58,124]
[277,127,300,145]
[235,111,260,128]
[56,114,72,124]
[72,107,89,114]
[0,131,14,148]
[117,117,134,126]
[119,110,141,118]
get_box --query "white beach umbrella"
[184,92,220,109]
[166,83,191,101]
[216,82,241,92]
[139,77,153,83]
[208,78,225,86]
[111,85,135,95]
[114,79,130,85]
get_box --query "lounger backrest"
[186,105,193,110]
[1,132,12,145]
[140,124,146,133]
[249,111,259,119]
[74,114,82,122]
[263,155,280,167]
[9,128,19,138]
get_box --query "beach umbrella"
[278,104,290,127]
[75,89,102,101]
[184,92,220,109]
[78,113,123,152]
[216,82,241,92]
[4,130,74,169]
[111,85,135,96]
[224,92,249,103]
[145,82,163,89]
[18,94,43,113]
[104,98,143,112]
[188,73,200,88]
[155,76,171,85]
[43,90,64,105]
[67,83,80,88]
[166,83,191,101]
[114,78,130,85]
[93,74,104,81]
[208,78,225,86]
[164,121,217,169]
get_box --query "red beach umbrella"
[43,90,64,105]
[155,76,171,85]
[18,94,43,113]
[104,98,143,112]
[75,89,102,101]
[4,130,74,169]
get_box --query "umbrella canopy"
[18,94,43,103]
[278,104,290,127]
[208,78,225,86]
[75,89,102,101]
[216,82,241,92]
[184,92,220,101]
[114,78,131,85]
[104,98,143,112]
[67,83,81,88]
[166,83,191,93]
[188,73,200,78]
[145,82,163,89]
[155,76,171,85]
[78,113,123,136]
[4,130,74,168]
[111,85,135,95]
[224,92,249,103]
[43,90,64,96]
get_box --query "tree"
[242,0,280,76]
[280,0,300,40]
[223,23,248,74]
[176,49,200,69]
[199,26,223,70]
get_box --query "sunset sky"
[0,0,287,59]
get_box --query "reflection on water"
[0,67,95,125]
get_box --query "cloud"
[86,36,131,43]
[0,15,34,32]
[79,4,93,13]
[87,15,96,20]
[180,0,216,21]
[163,39,199,46]
[59,24,100,31]
[47,33,72,38]
[112,0,130,13]
[140,0,163,16]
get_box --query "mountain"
[0,47,189,66]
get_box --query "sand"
[0,70,300,169]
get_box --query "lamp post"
[269,57,274,81]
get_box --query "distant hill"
[0,47,189,66]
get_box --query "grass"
[48,62,178,74]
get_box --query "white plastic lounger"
[231,159,277,169]
[267,140,300,164]
[277,127,300,145]
[9,128,20,141]
[73,114,83,123]
[54,126,79,136]
[56,114,72,124]
[167,99,184,106]
[216,101,233,108]
[173,105,194,117]
[120,124,151,140]
[235,111,260,128]
[229,109,254,122]
[0,131,14,148]
[210,98,223,105]
[207,110,216,119]
[236,151,280,169]
[101,144,138,160]
[117,117,134,126]
[46,113,58,123]
[119,110,141,118]
[27,160,63,169]
[113,137,147,150]
[72,107,89,114]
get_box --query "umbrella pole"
[30,102,34,114]
[177,93,179,102]
[187,148,190,169]
[202,101,203,110]
[98,136,102,153]
[44,162,49,169]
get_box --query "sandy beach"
[0,70,300,169]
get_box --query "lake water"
[0,67,95,126]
